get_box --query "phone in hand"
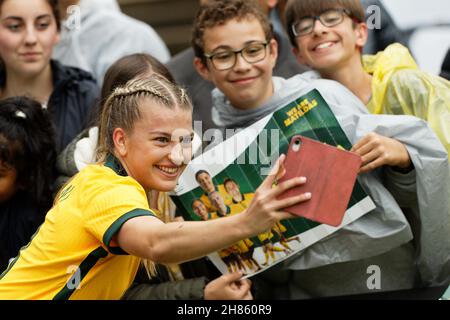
[277,135,362,227]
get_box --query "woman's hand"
[351,133,412,173]
[242,154,311,235]
[204,272,252,300]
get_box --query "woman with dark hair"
[0,0,99,153]
[0,96,57,272]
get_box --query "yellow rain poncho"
[363,43,450,156]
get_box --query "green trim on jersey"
[53,246,108,300]
[103,208,156,255]
[104,154,127,177]
[0,225,43,280]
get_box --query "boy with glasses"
[285,0,450,156]
[192,0,450,298]
[167,0,307,135]
[204,42,270,71]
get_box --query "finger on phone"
[261,154,286,188]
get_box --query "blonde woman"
[57,53,244,300]
[0,75,311,300]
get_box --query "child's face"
[0,0,60,78]
[0,161,18,203]
[225,180,240,198]
[209,191,227,216]
[115,99,194,193]
[192,200,208,221]
[195,17,278,110]
[292,10,367,74]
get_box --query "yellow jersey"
[229,193,254,214]
[0,156,156,300]
[200,185,232,213]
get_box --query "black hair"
[0,96,57,206]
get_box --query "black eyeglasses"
[291,8,352,37]
[204,41,269,71]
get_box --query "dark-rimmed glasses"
[291,8,352,37]
[204,41,269,71]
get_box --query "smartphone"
[277,135,362,227]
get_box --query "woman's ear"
[112,128,128,157]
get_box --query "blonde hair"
[96,75,192,163]
[96,75,192,277]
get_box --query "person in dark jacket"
[46,60,98,152]
[0,0,99,153]
[0,96,57,273]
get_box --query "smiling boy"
[193,2,277,116]
[192,0,450,298]
[285,0,450,155]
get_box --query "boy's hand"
[204,272,253,300]
[351,133,412,173]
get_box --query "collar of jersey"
[105,154,128,177]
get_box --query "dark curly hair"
[191,0,274,64]
[0,96,57,207]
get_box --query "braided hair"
[96,75,192,162]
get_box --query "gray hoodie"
[212,74,450,298]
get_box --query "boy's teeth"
[316,42,333,49]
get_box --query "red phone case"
[277,135,362,227]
